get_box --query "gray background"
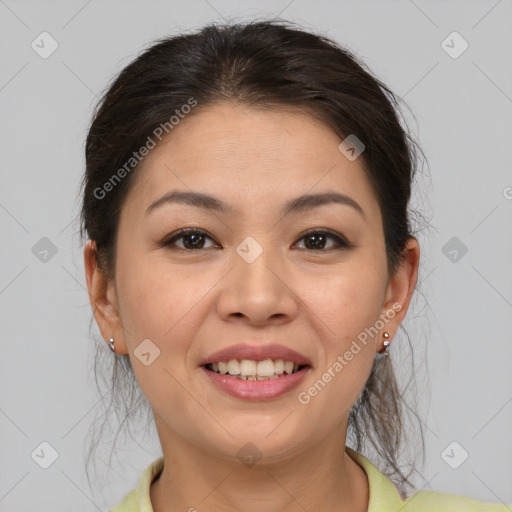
[1,0,511,510]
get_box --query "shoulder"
[109,455,165,512]
[401,489,510,511]
[109,489,137,512]
[346,447,510,512]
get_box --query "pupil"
[184,233,204,249]
[306,234,325,250]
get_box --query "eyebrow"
[145,190,365,219]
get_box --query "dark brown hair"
[80,19,428,496]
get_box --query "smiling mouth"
[203,359,310,381]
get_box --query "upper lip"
[198,343,313,367]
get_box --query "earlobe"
[83,240,128,355]
[380,237,420,341]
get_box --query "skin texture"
[84,102,420,512]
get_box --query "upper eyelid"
[163,227,218,245]
[294,229,349,247]
[300,228,345,239]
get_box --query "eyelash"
[160,227,351,252]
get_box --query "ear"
[84,240,128,355]
[378,237,420,349]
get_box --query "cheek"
[294,262,385,400]
[115,250,206,347]
[114,253,207,408]
[295,275,382,428]
[299,263,386,340]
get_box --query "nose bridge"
[216,235,297,324]
[238,240,279,288]
[235,236,283,297]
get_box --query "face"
[86,102,418,464]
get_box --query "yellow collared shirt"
[109,447,510,511]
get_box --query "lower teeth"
[210,370,300,380]
[234,374,282,380]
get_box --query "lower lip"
[200,366,311,401]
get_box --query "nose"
[215,244,299,327]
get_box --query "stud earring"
[109,337,115,353]
[382,332,390,357]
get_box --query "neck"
[150,417,369,512]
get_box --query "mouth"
[200,361,312,400]
[202,359,311,380]
[197,343,313,399]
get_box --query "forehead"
[126,102,380,220]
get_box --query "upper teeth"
[211,359,299,377]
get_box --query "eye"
[161,228,220,250]
[160,228,351,252]
[293,229,351,251]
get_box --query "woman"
[81,20,507,511]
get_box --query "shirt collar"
[346,446,405,510]
[136,448,404,511]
